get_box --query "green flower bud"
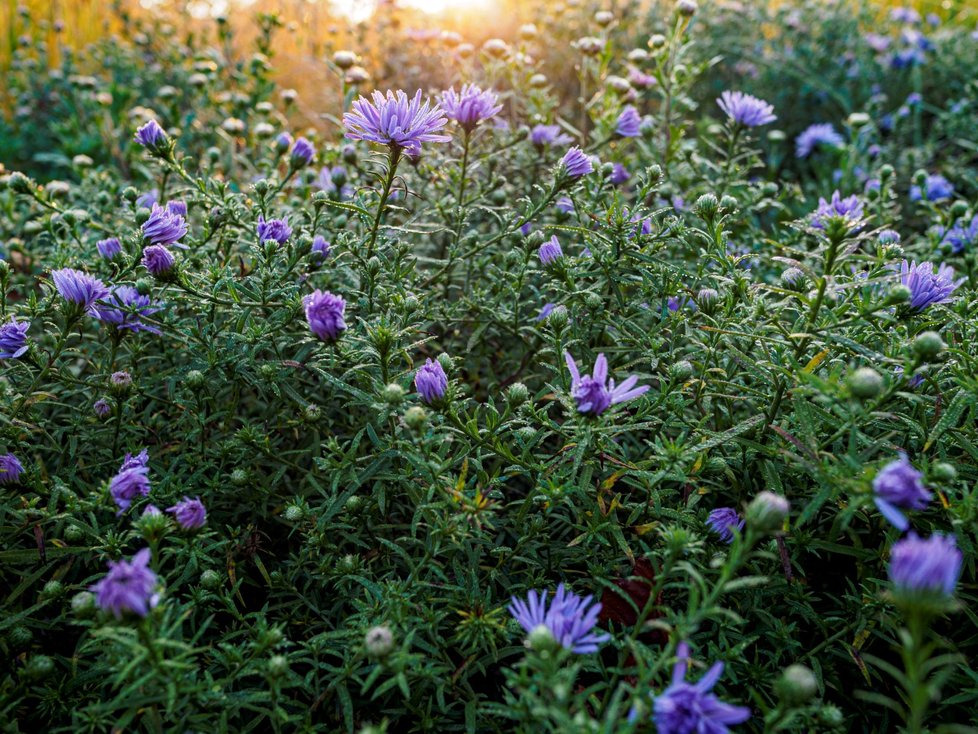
[382,383,405,405]
[848,367,883,399]
[670,360,694,381]
[283,504,304,522]
[719,195,738,212]
[911,331,945,361]
[200,569,221,590]
[64,524,84,543]
[436,353,453,373]
[949,200,969,218]
[365,625,395,657]
[931,462,957,483]
[40,580,64,601]
[746,491,790,532]
[135,207,152,227]
[230,468,248,486]
[527,623,558,652]
[694,193,719,220]
[506,382,529,406]
[878,164,894,181]
[404,406,427,430]
[26,655,55,680]
[267,654,289,677]
[888,284,912,304]
[185,369,205,389]
[7,626,32,649]
[777,664,818,705]
[71,590,97,618]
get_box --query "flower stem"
[366,146,402,261]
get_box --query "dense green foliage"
[1,1,977,732]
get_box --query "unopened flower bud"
[848,367,883,399]
[365,625,395,657]
[776,664,818,705]
[746,491,790,532]
[911,331,945,361]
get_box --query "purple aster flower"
[414,358,448,403]
[610,163,631,185]
[303,289,347,341]
[142,203,188,248]
[109,449,150,513]
[668,296,695,313]
[910,174,954,202]
[92,286,161,335]
[561,147,593,179]
[166,200,187,217]
[556,197,575,214]
[343,89,450,157]
[535,303,558,321]
[890,6,921,23]
[315,166,354,200]
[616,105,642,137]
[310,235,331,262]
[0,318,30,359]
[94,398,111,418]
[134,119,168,150]
[889,532,961,598]
[51,268,109,314]
[878,230,901,245]
[651,642,751,734]
[96,237,122,260]
[111,371,132,388]
[167,496,207,529]
[290,137,315,167]
[811,191,864,229]
[257,216,292,245]
[508,584,610,654]
[142,504,162,517]
[539,235,564,265]
[91,548,159,619]
[716,90,776,127]
[530,124,573,149]
[0,453,24,484]
[873,453,932,531]
[707,508,744,543]
[939,215,978,254]
[439,83,502,132]
[899,260,964,311]
[795,123,845,158]
[142,245,175,277]
[564,351,649,416]
[894,366,924,389]
[136,189,158,209]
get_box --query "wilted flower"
[538,235,564,265]
[304,290,346,341]
[910,174,954,202]
[707,508,743,543]
[142,204,188,248]
[343,89,450,157]
[134,119,168,150]
[616,105,642,137]
[167,496,207,529]
[109,449,150,513]
[717,90,776,127]
[0,318,30,359]
[414,358,448,403]
[561,147,593,179]
[564,352,649,416]
[530,124,573,149]
[0,453,24,484]
[508,584,610,654]
[651,642,750,734]
[51,268,109,314]
[795,123,845,158]
[439,84,502,132]
[873,452,931,531]
[96,237,123,260]
[91,548,159,618]
[142,245,175,276]
[811,191,864,230]
[93,286,161,334]
[257,216,292,245]
[899,260,964,311]
[93,398,111,418]
[111,370,133,388]
[889,532,961,598]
